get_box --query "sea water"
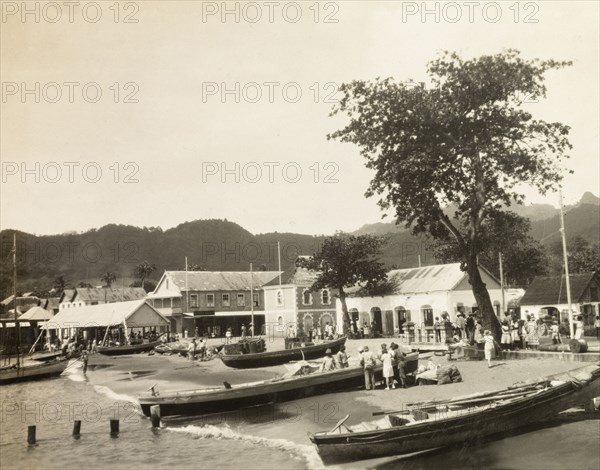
[1,372,598,470]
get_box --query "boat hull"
[139,352,418,417]
[0,360,68,385]
[220,337,347,369]
[96,341,161,356]
[310,365,600,465]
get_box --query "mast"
[185,256,189,313]
[499,251,505,317]
[14,233,20,368]
[277,241,282,286]
[250,263,254,337]
[559,190,574,337]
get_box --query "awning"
[1,322,32,327]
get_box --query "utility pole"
[559,190,574,337]
[13,233,20,368]
[250,263,254,337]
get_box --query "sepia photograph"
[1,1,599,469]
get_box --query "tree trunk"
[466,257,502,340]
[338,289,351,336]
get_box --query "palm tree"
[101,272,117,288]
[134,261,156,292]
[53,275,70,295]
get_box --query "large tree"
[329,50,572,338]
[296,233,388,335]
[429,211,548,288]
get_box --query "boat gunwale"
[310,365,600,445]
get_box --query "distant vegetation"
[0,195,598,299]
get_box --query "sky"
[1,1,598,236]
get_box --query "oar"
[328,414,350,433]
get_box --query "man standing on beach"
[360,346,377,390]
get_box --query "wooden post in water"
[110,419,119,436]
[27,425,36,445]
[150,405,161,428]
[73,420,81,438]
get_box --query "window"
[422,307,434,327]
[190,294,198,308]
[253,293,259,307]
[237,293,245,307]
[276,290,284,306]
[321,289,330,305]
[222,294,230,307]
[206,293,215,307]
[302,289,312,305]
[278,316,284,328]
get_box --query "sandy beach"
[82,336,596,411]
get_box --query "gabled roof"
[59,289,76,303]
[156,271,281,293]
[348,263,498,296]
[43,298,60,310]
[43,300,168,329]
[263,266,319,287]
[72,287,147,303]
[520,273,599,305]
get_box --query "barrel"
[569,339,588,353]
[248,341,257,354]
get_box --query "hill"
[1,194,597,297]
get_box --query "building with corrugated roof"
[148,270,281,336]
[520,272,599,325]
[336,263,524,336]
[58,287,147,310]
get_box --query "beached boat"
[0,359,69,385]
[96,341,162,356]
[29,351,64,362]
[154,342,225,356]
[139,352,419,418]
[220,336,347,369]
[309,363,600,465]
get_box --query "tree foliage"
[53,275,71,294]
[296,233,388,334]
[563,237,600,274]
[134,261,157,289]
[329,50,572,337]
[429,211,548,287]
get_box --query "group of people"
[319,345,349,372]
[358,343,408,391]
[187,336,208,361]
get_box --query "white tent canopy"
[43,300,169,330]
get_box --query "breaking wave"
[168,424,324,469]
[92,384,140,405]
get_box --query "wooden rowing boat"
[309,363,600,465]
[0,359,69,385]
[220,336,347,369]
[96,341,162,356]
[139,352,419,417]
